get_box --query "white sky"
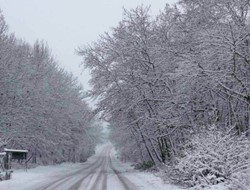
[0,0,177,91]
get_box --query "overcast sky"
[0,0,177,91]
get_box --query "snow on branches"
[78,0,250,189]
[173,126,250,188]
[0,13,98,165]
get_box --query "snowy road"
[27,144,138,190]
[1,143,183,190]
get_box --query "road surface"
[30,144,138,190]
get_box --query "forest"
[78,0,250,189]
[0,12,99,164]
[0,0,250,189]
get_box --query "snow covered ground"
[0,162,85,190]
[0,143,229,190]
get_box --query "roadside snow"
[110,147,229,190]
[110,147,183,190]
[0,162,84,190]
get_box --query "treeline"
[0,12,98,164]
[79,0,250,188]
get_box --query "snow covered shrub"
[172,126,250,188]
[229,168,250,190]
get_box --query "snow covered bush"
[229,168,250,190]
[172,126,250,188]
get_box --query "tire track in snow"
[34,148,107,190]
[89,150,109,190]
[31,145,137,190]
[89,146,112,190]
[67,156,105,190]
[108,154,138,190]
[102,156,108,190]
[66,146,111,190]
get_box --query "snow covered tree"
[0,11,98,165]
[78,1,250,188]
